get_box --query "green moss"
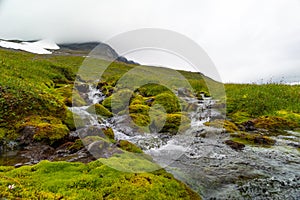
[137,83,172,97]
[129,104,150,115]
[153,113,191,135]
[102,127,115,140]
[130,113,151,128]
[54,84,86,107]
[16,116,69,143]
[130,94,145,105]
[0,128,6,140]
[86,103,113,118]
[102,89,133,113]
[117,140,143,153]
[275,110,300,126]
[252,116,298,131]
[204,119,239,133]
[229,111,251,124]
[153,92,181,113]
[0,128,17,141]
[67,139,84,151]
[63,110,85,131]
[230,132,276,146]
[102,95,112,110]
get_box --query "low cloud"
[0,0,299,83]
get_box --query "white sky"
[0,0,300,83]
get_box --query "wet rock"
[21,143,55,161]
[14,163,23,168]
[287,142,300,148]
[224,140,245,151]
[87,140,123,159]
[75,83,89,93]
[242,120,256,131]
[17,126,36,145]
[195,129,206,138]
[178,88,193,97]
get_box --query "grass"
[225,83,300,127]
[0,48,83,133]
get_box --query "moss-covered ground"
[0,160,200,199]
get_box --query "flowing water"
[1,84,300,199]
[71,85,300,199]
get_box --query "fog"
[0,0,300,83]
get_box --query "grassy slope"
[0,48,202,199]
[225,83,300,125]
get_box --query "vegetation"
[0,48,83,142]
[225,83,300,126]
[230,132,276,146]
[204,119,239,133]
[16,116,69,143]
[101,127,115,140]
[1,45,300,198]
[0,160,200,199]
[117,140,143,153]
[86,103,113,118]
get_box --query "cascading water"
[71,84,300,200]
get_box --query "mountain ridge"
[0,39,139,65]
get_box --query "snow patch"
[0,39,60,54]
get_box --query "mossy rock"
[229,111,251,124]
[129,104,150,115]
[130,94,145,105]
[55,84,86,107]
[276,110,300,125]
[230,132,276,146]
[117,140,143,153]
[63,110,85,131]
[204,119,239,133]
[137,83,172,97]
[102,89,133,113]
[251,116,298,131]
[102,95,112,110]
[130,113,151,127]
[102,127,115,140]
[103,85,114,96]
[153,92,181,113]
[82,136,104,145]
[153,113,191,135]
[17,116,69,143]
[195,92,204,100]
[67,139,84,151]
[86,103,113,118]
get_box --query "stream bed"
[71,85,300,199]
[1,85,299,199]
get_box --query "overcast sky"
[0,0,300,83]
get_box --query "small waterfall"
[70,84,300,199]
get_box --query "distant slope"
[0,39,138,65]
[58,42,139,65]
